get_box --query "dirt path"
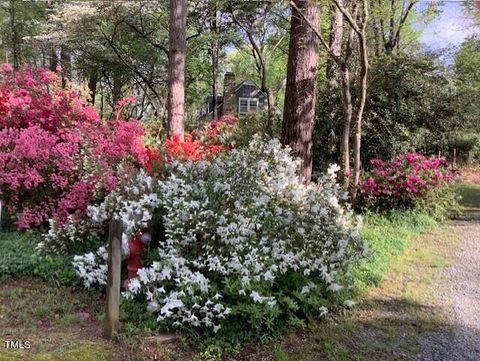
[415,186,480,361]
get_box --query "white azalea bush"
[73,137,366,343]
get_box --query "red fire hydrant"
[124,230,151,287]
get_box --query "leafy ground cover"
[0,182,477,360]
[0,232,77,285]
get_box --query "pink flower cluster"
[0,65,147,229]
[359,152,457,211]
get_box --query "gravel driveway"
[415,203,480,360]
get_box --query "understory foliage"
[0,65,147,230]
[0,232,78,285]
[73,137,366,344]
[359,152,458,217]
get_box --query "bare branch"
[393,0,416,47]
[101,22,161,100]
[126,21,168,54]
[333,0,362,36]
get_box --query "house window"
[238,98,259,114]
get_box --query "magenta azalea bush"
[0,65,147,229]
[359,152,458,214]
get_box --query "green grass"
[456,182,480,219]
[349,210,437,294]
[0,231,42,278]
[0,342,110,361]
[457,182,480,206]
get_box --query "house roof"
[235,80,257,91]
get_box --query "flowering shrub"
[163,115,237,163]
[359,152,458,215]
[0,65,147,230]
[74,137,366,342]
[41,113,238,252]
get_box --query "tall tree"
[281,0,320,183]
[339,0,369,195]
[229,1,287,136]
[167,0,187,139]
[293,0,368,194]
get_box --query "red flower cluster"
[359,152,457,211]
[154,115,238,165]
[163,134,224,162]
[0,65,147,229]
[144,147,161,173]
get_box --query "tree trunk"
[266,88,276,136]
[112,74,123,108]
[60,46,72,88]
[326,3,343,88]
[210,9,219,120]
[340,67,353,189]
[166,0,187,140]
[281,0,320,183]
[49,45,57,71]
[352,1,369,200]
[326,3,344,162]
[88,72,98,105]
[9,0,21,70]
[211,46,218,119]
[211,72,218,119]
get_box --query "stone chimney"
[223,72,236,115]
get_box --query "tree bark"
[281,0,320,183]
[352,3,369,196]
[167,0,187,139]
[326,3,344,88]
[49,45,57,71]
[60,46,72,88]
[88,72,98,105]
[266,88,276,136]
[9,0,21,70]
[210,8,219,120]
[326,2,344,164]
[340,67,353,188]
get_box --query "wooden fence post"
[105,219,123,339]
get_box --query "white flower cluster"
[123,259,231,332]
[74,137,366,331]
[87,169,160,236]
[72,246,108,288]
[41,215,103,253]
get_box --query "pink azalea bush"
[359,152,458,214]
[0,65,147,230]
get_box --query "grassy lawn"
[267,221,459,361]
[0,277,117,361]
[0,182,478,361]
[0,232,137,361]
